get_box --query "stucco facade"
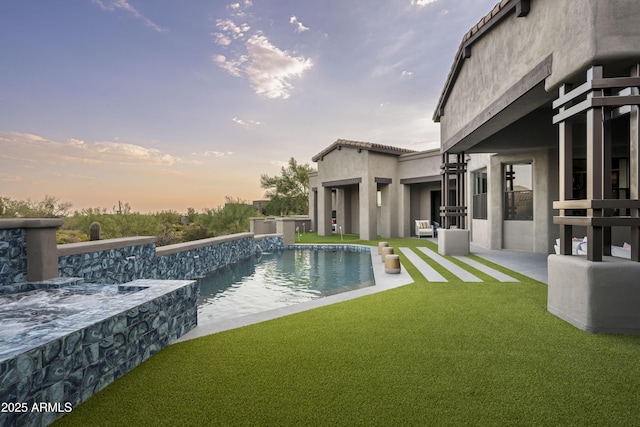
[434,0,640,333]
[307,0,640,333]
[309,0,640,261]
[309,140,441,241]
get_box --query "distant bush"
[0,195,71,218]
[1,195,262,245]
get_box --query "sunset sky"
[1,0,497,213]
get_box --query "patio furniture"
[384,254,401,274]
[381,247,394,262]
[415,220,435,238]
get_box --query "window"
[472,169,487,219]
[504,163,533,220]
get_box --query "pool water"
[197,249,374,323]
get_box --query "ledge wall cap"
[58,236,157,256]
[0,218,64,230]
[156,232,254,256]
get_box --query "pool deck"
[176,241,549,342]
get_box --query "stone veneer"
[0,221,283,427]
[58,238,157,285]
[0,278,197,427]
[0,228,28,286]
[56,233,285,284]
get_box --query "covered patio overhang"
[440,56,556,155]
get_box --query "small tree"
[260,157,315,216]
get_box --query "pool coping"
[175,245,413,341]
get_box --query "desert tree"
[260,157,315,216]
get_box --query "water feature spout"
[339,225,343,241]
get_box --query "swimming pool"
[197,247,374,323]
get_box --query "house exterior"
[434,0,640,259]
[433,0,640,333]
[309,0,640,333]
[309,139,441,241]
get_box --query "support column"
[379,183,397,238]
[440,152,468,229]
[586,66,604,261]
[439,152,469,255]
[631,64,640,261]
[558,84,574,255]
[335,187,346,234]
[309,188,317,232]
[318,186,333,236]
[399,184,411,237]
[20,219,63,282]
[359,178,377,241]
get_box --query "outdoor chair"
[415,220,435,238]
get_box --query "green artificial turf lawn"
[54,235,640,426]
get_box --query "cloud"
[227,0,253,17]
[0,132,185,167]
[214,34,313,99]
[214,19,250,41]
[243,34,313,99]
[401,70,414,77]
[212,54,245,77]
[201,151,234,158]
[232,117,263,126]
[92,0,167,33]
[289,16,309,33]
[411,0,438,6]
[211,4,313,99]
[213,33,232,47]
[0,173,23,183]
[91,141,180,166]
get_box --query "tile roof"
[311,139,416,162]
[433,0,521,122]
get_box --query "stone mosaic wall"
[2,225,285,288]
[157,235,281,280]
[255,235,285,254]
[0,226,284,427]
[0,278,197,427]
[0,228,27,287]
[57,235,285,284]
[58,243,157,284]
